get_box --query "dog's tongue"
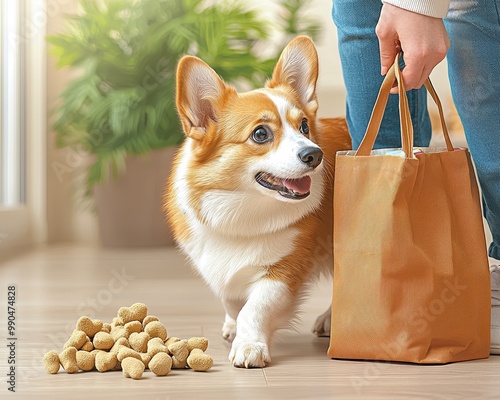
[282,176,312,194]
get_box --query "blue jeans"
[332,0,500,260]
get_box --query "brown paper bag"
[328,55,491,364]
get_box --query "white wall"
[46,0,100,245]
[307,0,347,118]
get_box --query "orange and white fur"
[165,36,351,368]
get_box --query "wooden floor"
[1,245,499,399]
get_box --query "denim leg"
[332,0,432,150]
[445,0,500,260]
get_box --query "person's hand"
[376,3,450,93]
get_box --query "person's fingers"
[401,48,447,91]
[375,23,399,76]
[377,4,450,93]
[390,63,431,94]
[399,58,426,90]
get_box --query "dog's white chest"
[181,226,298,299]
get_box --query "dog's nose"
[298,147,323,169]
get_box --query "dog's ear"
[176,56,232,140]
[267,36,319,113]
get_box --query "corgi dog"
[165,36,351,368]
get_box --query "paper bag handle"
[356,54,454,157]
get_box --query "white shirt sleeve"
[382,0,450,18]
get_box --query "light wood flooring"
[1,245,499,399]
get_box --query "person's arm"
[383,0,450,18]
[376,2,450,92]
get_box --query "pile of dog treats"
[43,303,213,379]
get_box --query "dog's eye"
[300,118,309,135]
[252,126,273,143]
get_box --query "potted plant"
[48,0,320,247]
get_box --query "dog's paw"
[312,307,331,337]
[229,340,270,368]
[222,321,236,343]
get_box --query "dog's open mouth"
[255,172,312,200]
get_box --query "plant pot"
[93,147,178,247]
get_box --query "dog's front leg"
[229,278,292,368]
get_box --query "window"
[0,0,46,252]
[1,1,26,207]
